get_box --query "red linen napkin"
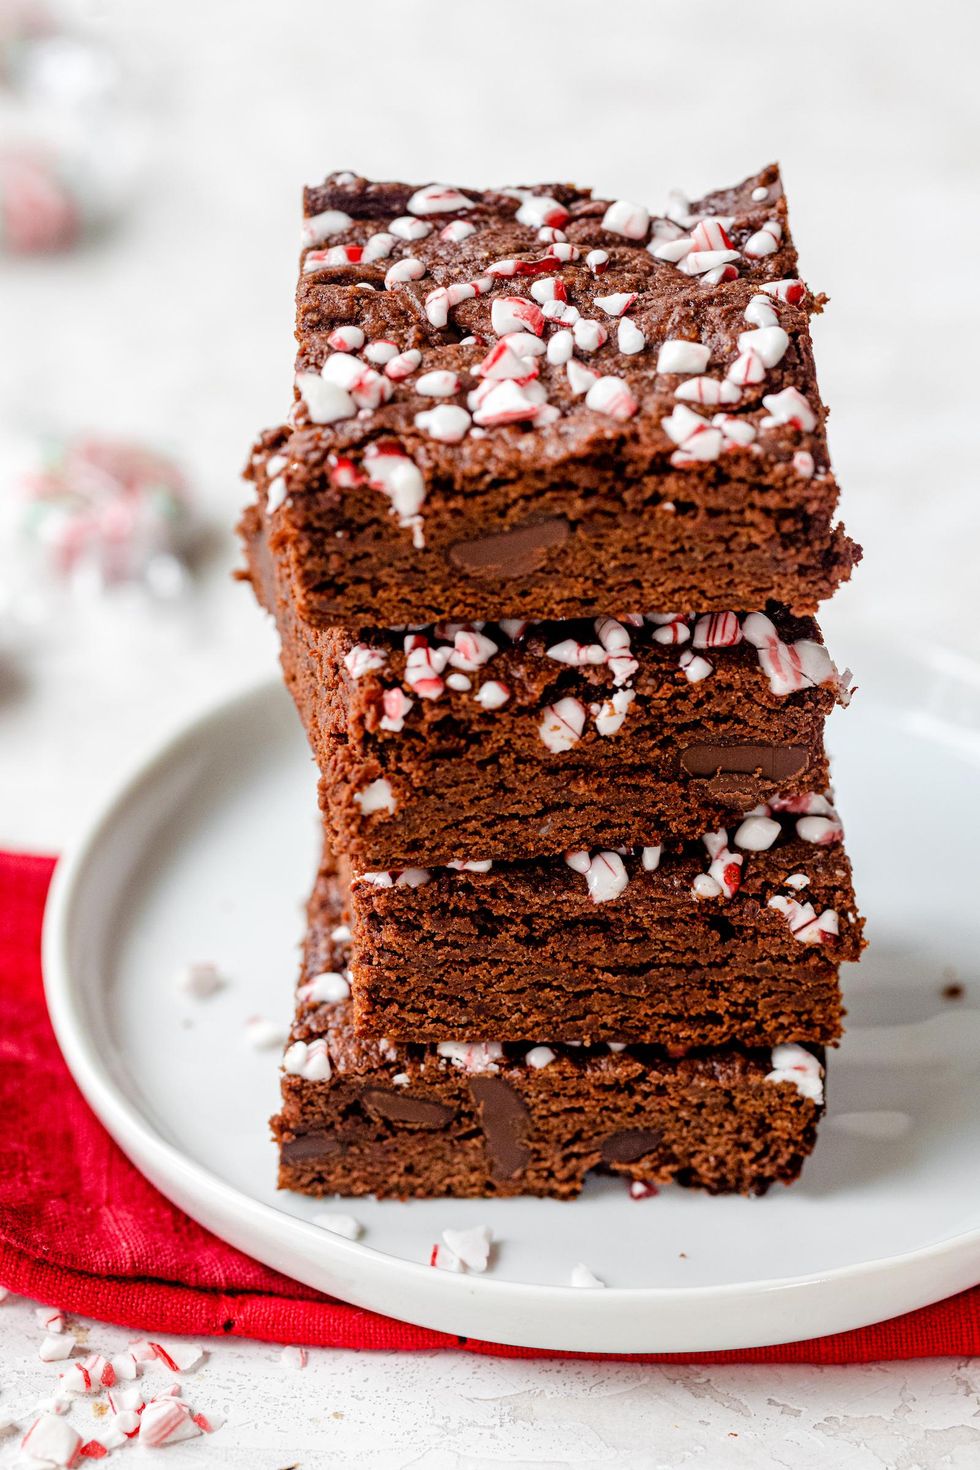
[2,851,977,1362]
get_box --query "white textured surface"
[2,0,979,1459]
[1,1294,979,1468]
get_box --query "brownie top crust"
[260,163,836,544]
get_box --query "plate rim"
[42,672,980,1353]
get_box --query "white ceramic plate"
[43,634,980,1353]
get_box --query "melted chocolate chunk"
[681,743,808,781]
[280,1131,344,1164]
[469,1076,530,1179]
[600,1128,664,1164]
[449,518,569,578]
[361,1088,454,1130]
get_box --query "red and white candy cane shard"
[440,218,477,242]
[547,329,574,365]
[761,387,818,432]
[761,277,806,305]
[474,679,510,709]
[328,454,365,488]
[327,325,365,351]
[744,219,783,257]
[487,255,560,278]
[733,815,781,851]
[713,413,757,447]
[744,294,779,328]
[296,373,355,424]
[737,324,790,368]
[796,814,844,845]
[490,296,545,336]
[725,350,766,386]
[766,1044,825,1103]
[437,1040,504,1073]
[602,199,650,240]
[587,248,609,274]
[423,277,492,328]
[698,263,739,286]
[617,318,646,355]
[542,299,580,326]
[21,1415,82,1467]
[515,195,570,229]
[363,441,426,527]
[661,404,723,460]
[415,369,461,397]
[472,379,545,427]
[593,687,635,735]
[539,696,587,752]
[529,275,567,304]
[407,184,476,215]
[389,215,432,241]
[657,340,710,375]
[675,376,741,406]
[742,612,835,695]
[651,235,694,263]
[449,628,498,671]
[404,638,449,699]
[595,292,638,317]
[550,241,580,262]
[415,405,471,442]
[573,319,608,353]
[139,1399,200,1448]
[770,790,836,817]
[585,375,637,420]
[564,848,592,874]
[475,340,540,382]
[693,612,742,648]
[566,358,598,396]
[691,218,734,251]
[546,637,606,667]
[585,851,630,904]
[793,449,816,478]
[537,225,567,243]
[677,248,739,276]
[768,895,839,946]
[363,232,397,262]
[384,257,426,288]
[651,616,690,645]
[301,208,352,245]
[679,649,713,682]
[380,687,414,732]
[384,348,422,380]
[361,340,396,365]
[303,243,364,272]
[702,828,743,898]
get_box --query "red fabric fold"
[2,851,976,1362]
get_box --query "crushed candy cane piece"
[570,1262,605,1288]
[313,1212,363,1240]
[442,1224,492,1273]
[766,1044,824,1102]
[281,1345,308,1369]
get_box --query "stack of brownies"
[240,163,864,1202]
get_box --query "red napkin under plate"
[3,851,978,1362]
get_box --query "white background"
[1,1,978,1464]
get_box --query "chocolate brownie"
[327,794,863,1045]
[273,882,827,1199]
[244,163,860,626]
[243,501,848,867]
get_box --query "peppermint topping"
[301,209,353,245]
[570,1263,606,1288]
[742,612,835,695]
[734,815,781,851]
[526,1045,557,1068]
[744,220,783,257]
[585,375,637,420]
[539,697,587,752]
[415,405,471,442]
[766,1044,824,1103]
[283,1039,332,1082]
[407,184,476,215]
[344,644,387,679]
[355,778,396,815]
[516,195,569,229]
[299,971,351,1004]
[761,386,818,432]
[437,1041,503,1074]
[564,848,629,903]
[474,679,510,709]
[768,894,840,945]
[657,340,710,375]
[601,199,650,239]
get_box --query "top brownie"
[247,164,859,627]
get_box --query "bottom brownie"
[271,888,826,1200]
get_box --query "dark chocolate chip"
[361,1088,455,1130]
[469,1076,530,1179]
[600,1128,664,1164]
[680,743,808,782]
[280,1131,344,1164]
[449,518,569,578]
